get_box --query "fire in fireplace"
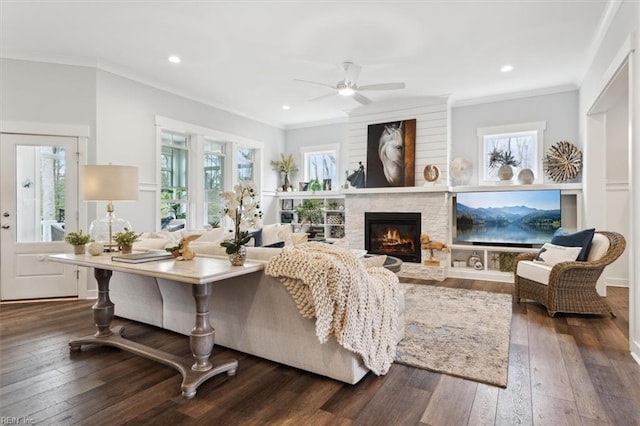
[365,212,421,263]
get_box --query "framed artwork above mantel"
[365,119,416,188]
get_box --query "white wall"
[284,122,348,188]
[578,0,639,362]
[451,91,579,186]
[95,70,286,228]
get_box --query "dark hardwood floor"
[1,279,638,425]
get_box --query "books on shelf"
[111,251,173,264]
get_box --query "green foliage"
[112,228,142,246]
[488,148,519,169]
[294,199,324,224]
[220,231,252,254]
[64,230,91,245]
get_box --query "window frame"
[477,121,546,185]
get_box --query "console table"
[47,253,264,398]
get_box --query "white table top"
[48,252,264,285]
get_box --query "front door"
[0,133,79,300]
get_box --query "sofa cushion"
[534,242,581,266]
[133,238,173,251]
[517,260,553,285]
[249,229,263,247]
[262,223,291,246]
[551,228,595,261]
[195,228,225,243]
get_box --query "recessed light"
[168,55,181,64]
[500,65,514,73]
[282,105,291,110]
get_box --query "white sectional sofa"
[108,227,405,385]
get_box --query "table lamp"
[82,165,139,251]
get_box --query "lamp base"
[89,213,131,252]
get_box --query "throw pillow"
[332,236,350,250]
[250,229,263,247]
[291,232,308,245]
[263,241,285,248]
[534,242,581,266]
[551,228,595,261]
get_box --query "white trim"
[606,278,629,288]
[155,115,264,149]
[606,180,629,191]
[285,117,348,130]
[1,121,90,137]
[451,85,577,108]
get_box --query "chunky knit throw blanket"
[265,242,400,375]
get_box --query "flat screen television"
[454,189,561,247]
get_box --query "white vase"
[517,168,535,184]
[497,164,513,181]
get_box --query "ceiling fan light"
[338,87,355,96]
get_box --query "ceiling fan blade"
[293,78,336,90]
[307,93,336,103]
[352,92,372,105]
[358,82,406,91]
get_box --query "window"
[478,122,545,184]
[301,144,339,191]
[160,131,189,229]
[204,141,225,227]
[237,147,255,182]
[156,116,264,230]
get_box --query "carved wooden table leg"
[180,282,237,399]
[68,268,237,399]
[69,268,113,351]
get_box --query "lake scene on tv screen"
[456,190,561,245]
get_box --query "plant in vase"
[488,147,519,181]
[112,228,142,254]
[270,153,298,191]
[65,230,92,254]
[220,181,263,265]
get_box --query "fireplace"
[365,212,421,263]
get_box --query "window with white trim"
[301,144,339,191]
[160,131,189,229]
[156,116,263,230]
[478,122,546,184]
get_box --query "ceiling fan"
[295,62,405,105]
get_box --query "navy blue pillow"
[250,229,263,247]
[263,241,285,248]
[551,228,595,261]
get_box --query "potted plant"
[294,199,325,225]
[488,147,519,181]
[220,181,263,265]
[65,230,92,254]
[270,153,298,191]
[113,228,142,254]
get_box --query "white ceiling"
[1,1,612,129]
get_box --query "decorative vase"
[73,244,86,255]
[120,244,133,254]
[517,168,535,184]
[467,251,482,268]
[282,173,290,192]
[497,164,513,181]
[228,245,247,266]
[88,242,104,256]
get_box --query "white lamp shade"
[82,165,139,201]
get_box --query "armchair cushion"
[551,228,595,261]
[586,233,610,261]
[516,260,553,285]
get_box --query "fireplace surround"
[365,212,422,263]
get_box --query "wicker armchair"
[514,231,626,317]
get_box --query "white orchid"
[220,181,263,254]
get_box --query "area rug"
[395,284,512,387]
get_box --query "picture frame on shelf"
[281,199,293,210]
[280,212,294,223]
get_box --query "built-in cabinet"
[447,184,582,283]
[276,191,345,241]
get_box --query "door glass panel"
[16,145,66,242]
